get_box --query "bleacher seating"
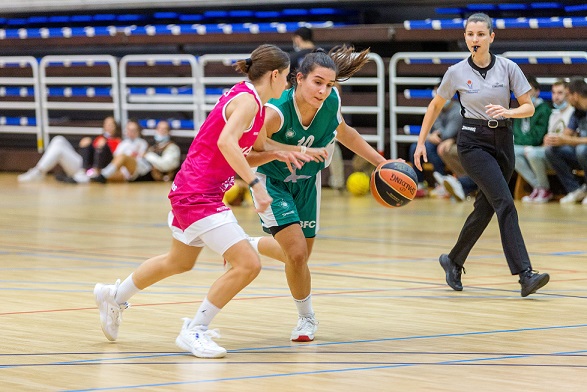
[435,2,580,18]
[39,55,120,140]
[119,54,200,139]
[0,50,385,166]
[395,1,587,43]
[0,7,357,43]
[2,1,587,179]
[0,56,42,150]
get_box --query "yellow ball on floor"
[346,171,371,196]
[223,183,247,206]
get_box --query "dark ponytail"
[234,44,290,82]
[293,44,370,86]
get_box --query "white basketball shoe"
[175,318,227,358]
[291,314,319,342]
[17,168,44,183]
[94,279,130,341]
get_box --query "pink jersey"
[169,81,264,230]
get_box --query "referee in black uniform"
[413,13,549,297]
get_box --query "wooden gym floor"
[1,172,586,391]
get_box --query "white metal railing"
[389,51,587,159]
[197,53,249,125]
[389,52,467,159]
[339,52,385,153]
[39,55,119,140]
[119,54,201,138]
[0,56,43,151]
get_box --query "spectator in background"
[521,79,574,203]
[545,77,587,204]
[433,111,480,202]
[409,84,462,197]
[90,119,149,183]
[78,116,123,179]
[513,76,552,202]
[18,115,121,184]
[289,27,316,84]
[91,120,181,183]
[433,171,478,202]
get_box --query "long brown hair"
[103,115,122,138]
[233,44,290,82]
[292,45,370,85]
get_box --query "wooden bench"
[514,169,586,200]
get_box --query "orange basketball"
[370,161,418,208]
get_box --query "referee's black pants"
[449,125,531,275]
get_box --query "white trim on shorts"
[168,210,247,255]
[252,173,279,230]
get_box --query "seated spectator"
[544,77,587,204]
[409,84,462,197]
[18,116,121,183]
[289,27,316,85]
[522,79,575,203]
[513,76,552,202]
[433,171,478,202]
[91,120,180,183]
[77,116,123,178]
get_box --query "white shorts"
[168,209,247,256]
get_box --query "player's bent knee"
[232,257,262,280]
[285,250,309,268]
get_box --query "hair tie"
[245,58,252,71]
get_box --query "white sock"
[114,274,141,304]
[189,297,221,328]
[247,236,261,254]
[294,294,314,317]
[100,163,116,178]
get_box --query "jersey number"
[297,136,314,147]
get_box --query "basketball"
[346,171,371,196]
[370,161,418,207]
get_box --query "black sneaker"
[439,254,464,291]
[90,174,107,184]
[55,173,78,184]
[519,269,550,297]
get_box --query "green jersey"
[513,99,552,146]
[257,87,342,182]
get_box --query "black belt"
[463,118,511,129]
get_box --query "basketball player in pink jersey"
[93,44,305,358]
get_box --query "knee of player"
[234,257,262,278]
[285,249,309,268]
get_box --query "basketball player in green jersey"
[246,46,398,342]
